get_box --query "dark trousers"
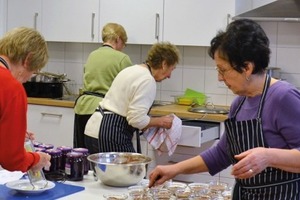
[73,113,91,148]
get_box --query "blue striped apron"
[225,75,300,199]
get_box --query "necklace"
[0,57,9,69]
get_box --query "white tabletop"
[58,171,130,200]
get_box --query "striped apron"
[225,75,300,199]
[98,108,136,153]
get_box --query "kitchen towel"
[0,182,85,200]
[143,114,182,156]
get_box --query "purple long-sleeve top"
[200,80,300,176]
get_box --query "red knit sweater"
[0,67,39,172]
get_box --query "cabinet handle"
[91,13,95,40]
[34,12,38,30]
[41,112,63,118]
[155,13,160,41]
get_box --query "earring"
[246,76,250,81]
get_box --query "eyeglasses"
[215,67,233,77]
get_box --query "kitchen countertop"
[27,97,76,108]
[58,171,134,200]
[27,97,229,122]
[150,104,229,122]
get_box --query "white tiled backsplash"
[45,22,300,106]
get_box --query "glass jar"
[57,146,72,171]
[72,148,89,175]
[45,149,62,173]
[65,152,84,181]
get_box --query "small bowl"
[165,181,187,195]
[188,182,209,196]
[175,187,192,199]
[152,188,172,199]
[103,194,128,200]
[138,179,165,195]
[207,181,228,194]
[128,185,145,199]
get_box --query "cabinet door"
[7,0,42,31]
[27,105,74,147]
[99,0,163,45]
[42,0,99,42]
[163,0,235,46]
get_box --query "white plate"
[5,179,55,194]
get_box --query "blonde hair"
[0,27,48,71]
[101,23,128,44]
[146,42,180,69]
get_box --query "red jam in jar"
[65,152,84,181]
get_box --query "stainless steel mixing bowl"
[87,152,152,187]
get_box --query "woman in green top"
[74,23,132,153]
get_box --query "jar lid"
[66,152,83,158]
[38,144,54,149]
[72,148,89,153]
[45,149,62,155]
[57,146,73,151]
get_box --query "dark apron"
[225,75,300,199]
[74,91,105,106]
[98,106,137,153]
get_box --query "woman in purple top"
[149,19,300,199]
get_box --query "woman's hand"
[231,147,269,179]
[25,131,35,141]
[149,164,177,187]
[30,152,51,172]
[159,115,174,129]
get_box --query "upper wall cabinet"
[42,0,99,42]
[7,0,42,31]
[163,0,235,46]
[99,0,163,45]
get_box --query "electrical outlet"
[218,82,227,88]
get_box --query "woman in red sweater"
[0,27,51,172]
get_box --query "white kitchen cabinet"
[163,0,235,46]
[27,104,74,147]
[99,0,163,45]
[42,0,99,42]
[0,0,6,36]
[6,0,42,31]
[235,0,275,15]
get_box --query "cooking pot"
[23,82,63,98]
[23,72,70,98]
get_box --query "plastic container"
[65,152,84,181]
[72,148,89,175]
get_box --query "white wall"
[45,21,300,106]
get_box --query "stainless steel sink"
[188,105,229,114]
